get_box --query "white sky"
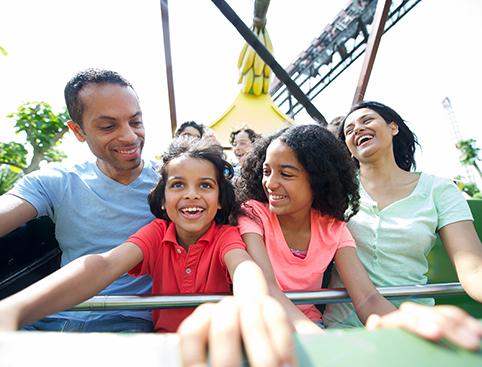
[0,0,481,184]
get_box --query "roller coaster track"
[270,0,421,118]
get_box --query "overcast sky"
[0,0,481,185]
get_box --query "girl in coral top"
[0,137,294,367]
[236,124,481,350]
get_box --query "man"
[0,69,158,332]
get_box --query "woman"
[324,101,482,328]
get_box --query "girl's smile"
[164,156,221,248]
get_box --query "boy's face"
[163,156,221,248]
[68,83,144,183]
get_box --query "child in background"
[175,120,205,139]
[0,137,294,367]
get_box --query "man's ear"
[68,120,86,142]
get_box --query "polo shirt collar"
[163,221,217,247]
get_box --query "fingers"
[239,295,296,367]
[178,303,215,367]
[261,295,297,367]
[208,297,242,367]
[366,302,482,351]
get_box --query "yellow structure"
[209,91,293,147]
[209,1,294,148]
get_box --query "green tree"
[0,102,70,194]
[456,138,481,178]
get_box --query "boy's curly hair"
[237,124,360,222]
[148,137,242,225]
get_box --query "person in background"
[324,100,482,328]
[175,121,205,139]
[327,115,345,136]
[229,127,260,175]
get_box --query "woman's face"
[261,139,313,219]
[343,108,398,163]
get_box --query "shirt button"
[177,248,182,254]
[185,268,192,274]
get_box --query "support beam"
[352,0,391,106]
[160,0,178,137]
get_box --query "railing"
[70,282,464,311]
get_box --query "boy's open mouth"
[180,206,205,218]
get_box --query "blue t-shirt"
[8,160,160,321]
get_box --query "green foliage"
[0,46,7,56]
[0,102,70,192]
[0,166,21,195]
[456,139,480,166]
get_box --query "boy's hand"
[178,295,296,367]
[366,302,482,351]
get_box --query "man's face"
[68,83,145,182]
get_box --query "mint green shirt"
[324,173,473,328]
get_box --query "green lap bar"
[296,327,482,367]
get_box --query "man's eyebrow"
[130,111,142,119]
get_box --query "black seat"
[0,216,61,299]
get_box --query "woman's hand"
[366,302,482,351]
[178,295,296,367]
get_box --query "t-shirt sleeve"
[237,201,265,236]
[217,226,247,266]
[8,166,65,218]
[338,222,356,248]
[128,220,165,277]
[433,178,473,230]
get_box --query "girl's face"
[343,108,398,163]
[163,156,221,247]
[262,139,313,219]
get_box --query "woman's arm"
[440,220,482,302]
[242,233,322,334]
[335,247,396,324]
[0,242,143,329]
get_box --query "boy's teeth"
[182,207,203,213]
[120,148,136,154]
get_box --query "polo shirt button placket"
[185,268,192,274]
[177,248,182,254]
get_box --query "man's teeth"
[270,195,284,200]
[119,147,137,154]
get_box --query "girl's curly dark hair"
[237,124,360,222]
[339,101,419,172]
[148,137,242,225]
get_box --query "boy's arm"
[0,194,37,236]
[242,233,322,334]
[179,248,295,367]
[0,242,143,329]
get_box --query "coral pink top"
[238,200,355,320]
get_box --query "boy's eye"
[170,182,183,189]
[262,169,271,176]
[281,172,293,178]
[200,182,212,189]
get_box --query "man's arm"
[0,194,38,237]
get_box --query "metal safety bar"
[70,282,465,311]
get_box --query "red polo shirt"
[128,219,246,332]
